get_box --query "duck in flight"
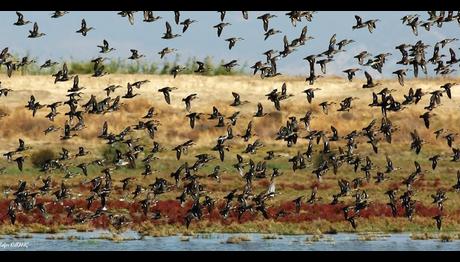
[362,71,381,88]
[183,94,198,112]
[180,18,197,33]
[76,19,94,36]
[97,40,115,53]
[257,13,277,32]
[343,68,361,82]
[264,28,282,40]
[143,11,161,22]
[393,69,409,86]
[194,61,207,73]
[353,15,380,33]
[221,60,239,72]
[128,49,145,60]
[28,22,45,38]
[158,47,177,59]
[225,37,244,50]
[162,22,181,39]
[14,11,31,26]
[214,22,231,37]
[158,87,177,104]
[51,11,69,18]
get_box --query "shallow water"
[1,231,460,251]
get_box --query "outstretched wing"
[16,11,23,20]
[274,98,281,111]
[218,147,225,161]
[165,21,172,34]
[329,33,337,48]
[174,11,180,24]
[128,12,134,25]
[449,48,457,61]
[263,17,269,31]
[242,11,248,20]
[63,63,68,75]
[364,71,372,85]
[301,26,307,38]
[73,75,79,86]
[217,26,223,37]
[103,121,108,134]
[398,74,404,86]
[354,15,362,25]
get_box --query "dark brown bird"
[257,13,277,32]
[362,71,381,88]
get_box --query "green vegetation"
[0,54,250,76]
[30,148,56,168]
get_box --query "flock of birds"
[1,11,460,232]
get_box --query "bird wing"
[229,39,235,49]
[74,75,79,86]
[237,154,243,163]
[189,115,195,128]
[449,48,457,61]
[301,26,307,38]
[161,91,170,104]
[166,21,172,34]
[143,11,149,21]
[218,147,225,161]
[128,12,134,25]
[274,98,281,111]
[242,11,248,20]
[182,22,189,33]
[257,102,263,113]
[398,74,404,86]
[329,33,337,48]
[63,63,68,75]
[283,35,289,49]
[174,11,180,24]
[103,121,108,134]
[355,15,362,25]
[33,22,38,32]
[281,83,287,95]
[16,11,23,20]
[364,71,372,85]
[423,115,430,128]
[82,19,86,28]
[0,47,8,58]
[412,23,418,36]
[263,18,269,31]
[176,148,182,160]
[247,121,253,133]
[17,159,23,171]
[220,11,225,21]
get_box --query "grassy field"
[1,74,460,235]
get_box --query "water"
[1,231,459,251]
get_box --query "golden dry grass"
[1,74,460,151]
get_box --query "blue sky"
[0,11,458,78]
